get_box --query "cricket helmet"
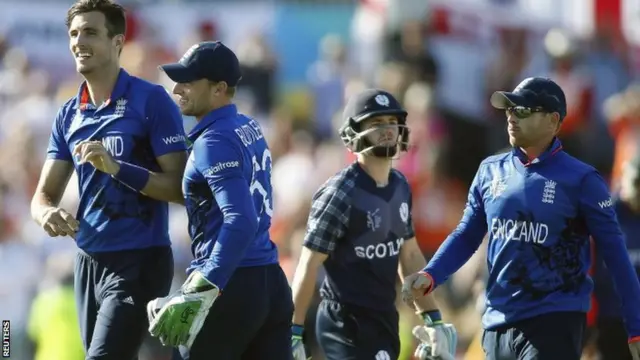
[339,89,410,158]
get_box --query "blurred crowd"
[0,0,639,359]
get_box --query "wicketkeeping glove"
[413,311,457,360]
[291,324,308,360]
[147,271,220,349]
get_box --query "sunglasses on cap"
[506,106,547,119]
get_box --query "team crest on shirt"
[541,180,556,204]
[399,202,409,223]
[114,98,127,118]
[489,177,508,199]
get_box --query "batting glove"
[292,324,308,360]
[147,271,220,349]
[413,310,457,360]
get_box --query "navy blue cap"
[160,41,242,86]
[490,77,567,120]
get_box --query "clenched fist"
[401,272,434,307]
[39,207,79,238]
[73,140,120,175]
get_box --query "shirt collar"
[188,104,238,143]
[512,137,563,166]
[74,68,131,111]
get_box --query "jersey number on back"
[250,149,273,221]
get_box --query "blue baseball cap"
[490,77,567,120]
[160,41,242,86]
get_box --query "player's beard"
[370,144,398,158]
[361,128,399,158]
[360,138,399,158]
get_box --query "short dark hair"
[65,0,126,38]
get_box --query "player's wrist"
[183,271,219,295]
[420,309,443,326]
[292,323,305,339]
[112,160,150,192]
[418,270,436,295]
[35,206,56,225]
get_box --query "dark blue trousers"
[482,311,586,360]
[316,300,400,360]
[74,246,174,360]
[173,264,294,360]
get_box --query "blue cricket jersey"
[593,196,640,320]
[182,104,278,289]
[423,138,640,338]
[46,69,188,252]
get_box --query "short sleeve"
[46,106,72,161]
[303,181,351,254]
[147,87,188,157]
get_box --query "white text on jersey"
[204,161,240,176]
[490,218,549,244]
[162,134,186,145]
[598,197,613,209]
[102,136,124,157]
[355,238,404,259]
[234,119,264,147]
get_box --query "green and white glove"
[147,271,220,349]
[413,311,457,360]
[291,324,308,360]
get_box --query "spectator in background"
[28,251,84,360]
[236,33,278,117]
[579,24,629,178]
[604,83,640,189]
[270,130,316,278]
[0,185,42,360]
[0,47,33,106]
[484,27,532,152]
[543,28,594,161]
[307,34,349,141]
[395,81,463,259]
[385,19,438,86]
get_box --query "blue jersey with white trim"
[46,69,187,252]
[182,104,278,289]
[424,138,640,337]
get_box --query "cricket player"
[402,77,640,360]
[290,89,457,360]
[30,1,188,359]
[146,41,292,360]
[593,154,640,360]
